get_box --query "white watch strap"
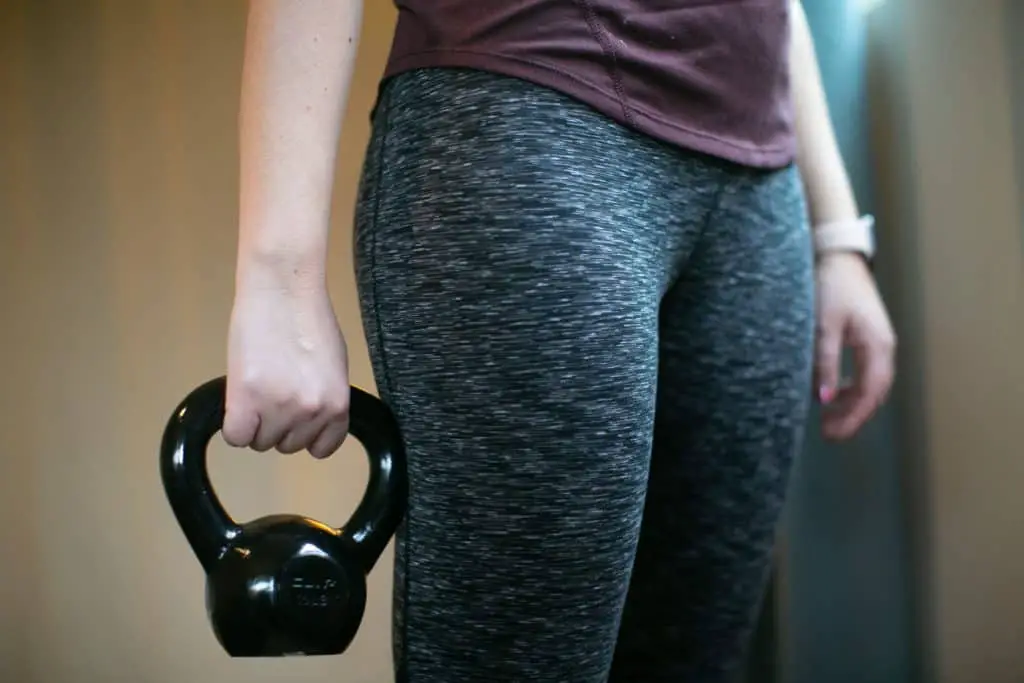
[813,215,876,259]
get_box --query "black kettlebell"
[160,376,406,657]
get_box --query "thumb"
[814,316,844,405]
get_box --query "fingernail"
[819,385,836,404]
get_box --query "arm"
[223,0,365,460]
[788,0,896,441]
[789,0,860,227]
[236,0,364,292]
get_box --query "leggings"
[353,68,815,683]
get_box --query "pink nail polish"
[819,385,835,404]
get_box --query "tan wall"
[1,1,1023,682]
[870,0,1024,680]
[0,1,398,681]
[904,1,1024,680]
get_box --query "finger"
[820,385,860,440]
[824,342,894,440]
[814,318,845,404]
[841,362,893,435]
[223,407,260,448]
[308,418,350,460]
[823,391,876,441]
[277,415,330,455]
[250,413,294,452]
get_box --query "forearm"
[790,0,860,226]
[236,0,364,291]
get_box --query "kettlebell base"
[213,630,350,658]
[220,651,347,658]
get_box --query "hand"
[223,280,351,459]
[814,253,896,441]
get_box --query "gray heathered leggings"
[353,68,815,683]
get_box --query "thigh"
[610,164,816,682]
[354,68,683,683]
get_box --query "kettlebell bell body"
[160,377,406,657]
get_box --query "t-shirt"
[379,0,795,169]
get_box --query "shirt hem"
[381,49,797,170]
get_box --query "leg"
[353,69,719,682]
[609,164,816,682]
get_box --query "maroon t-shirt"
[380,0,795,169]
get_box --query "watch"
[813,214,876,262]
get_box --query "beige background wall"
[0,1,1021,682]
[0,1,398,681]
[868,0,1024,680]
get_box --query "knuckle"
[294,392,325,416]
[876,332,897,353]
[238,370,265,394]
[319,383,349,415]
[326,396,350,417]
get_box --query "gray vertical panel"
[1008,1,1024,252]
[781,2,915,682]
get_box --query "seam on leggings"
[363,85,412,683]
[571,0,637,127]
[687,166,733,264]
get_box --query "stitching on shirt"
[571,0,637,128]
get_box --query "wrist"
[815,250,871,273]
[235,241,328,296]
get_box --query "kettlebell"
[160,376,407,657]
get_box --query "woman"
[223,1,896,681]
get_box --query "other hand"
[814,253,896,441]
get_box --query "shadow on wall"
[778,2,914,683]
[865,0,932,680]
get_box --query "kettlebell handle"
[160,376,407,575]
